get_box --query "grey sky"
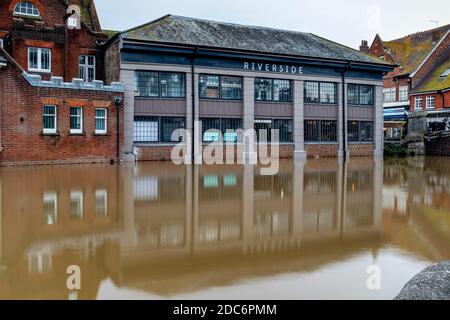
[95,0,449,49]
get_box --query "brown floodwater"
[0,156,449,300]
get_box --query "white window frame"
[426,96,436,109]
[43,105,57,134]
[0,39,3,48]
[70,191,83,219]
[383,87,396,103]
[14,2,40,17]
[399,86,409,102]
[28,47,51,73]
[415,97,423,110]
[95,189,108,216]
[95,108,107,134]
[70,107,83,134]
[79,55,96,82]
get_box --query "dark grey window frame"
[347,84,375,106]
[304,120,338,142]
[347,121,374,142]
[199,74,243,101]
[304,81,338,104]
[133,116,186,143]
[254,118,293,143]
[255,78,293,102]
[135,71,186,98]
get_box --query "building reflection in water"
[1,158,449,299]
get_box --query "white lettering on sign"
[244,62,303,74]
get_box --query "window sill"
[348,141,374,144]
[41,132,60,137]
[13,13,42,20]
[69,132,86,136]
[348,104,375,107]
[94,132,109,136]
[28,69,51,74]
[304,102,338,106]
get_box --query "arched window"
[14,2,40,17]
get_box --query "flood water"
[0,157,449,300]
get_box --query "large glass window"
[305,81,337,104]
[255,78,292,102]
[383,87,396,102]
[28,47,51,72]
[348,121,360,142]
[399,86,408,102]
[360,122,374,142]
[199,74,220,99]
[304,120,337,142]
[221,76,242,100]
[69,107,83,134]
[348,84,374,106]
[14,2,40,16]
[135,71,185,98]
[79,55,95,82]
[133,117,186,143]
[43,105,57,134]
[273,80,292,102]
[254,119,293,142]
[348,121,373,142]
[160,72,186,98]
[201,118,242,142]
[95,108,107,134]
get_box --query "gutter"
[336,61,352,160]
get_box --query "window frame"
[95,108,107,135]
[79,55,96,83]
[199,74,243,101]
[304,120,338,142]
[135,71,186,98]
[304,81,338,104]
[347,121,374,142]
[43,191,58,225]
[426,96,436,109]
[43,105,57,134]
[133,116,187,143]
[414,97,423,110]
[383,87,396,103]
[348,84,375,106]
[399,86,409,102]
[255,78,293,103]
[70,190,83,219]
[69,106,83,134]
[28,47,51,73]
[254,118,293,143]
[14,2,40,17]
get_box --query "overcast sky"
[95,0,449,49]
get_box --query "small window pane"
[348,121,360,142]
[70,107,82,133]
[201,118,221,142]
[43,105,56,132]
[273,119,293,142]
[199,75,220,99]
[255,78,272,101]
[321,121,337,142]
[28,48,38,69]
[304,82,319,103]
[348,84,359,105]
[360,85,374,105]
[305,120,320,142]
[360,122,373,141]
[161,117,186,142]
[14,2,40,16]
[221,76,242,100]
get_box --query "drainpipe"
[114,97,122,162]
[338,61,352,160]
[63,10,76,81]
[190,47,199,163]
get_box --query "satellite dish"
[67,5,81,30]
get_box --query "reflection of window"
[14,2,40,17]
[95,189,107,216]
[43,192,57,225]
[28,251,52,274]
[255,212,289,238]
[160,224,184,248]
[134,176,158,201]
[204,175,219,188]
[70,191,83,219]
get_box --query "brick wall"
[348,144,374,156]
[306,144,339,158]
[0,58,124,166]
[410,91,450,110]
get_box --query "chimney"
[359,40,370,53]
[432,30,440,43]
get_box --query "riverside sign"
[243,61,304,74]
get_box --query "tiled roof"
[382,24,450,76]
[121,15,390,65]
[413,56,450,93]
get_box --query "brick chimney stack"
[359,40,370,53]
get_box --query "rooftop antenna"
[429,20,439,27]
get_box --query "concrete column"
[374,85,384,157]
[192,165,200,253]
[120,69,137,162]
[293,80,307,160]
[185,72,193,162]
[242,165,254,243]
[292,160,305,238]
[372,158,383,230]
[193,73,202,164]
[243,76,257,163]
[120,164,136,248]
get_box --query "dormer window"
[14,2,40,17]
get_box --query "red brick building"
[0,0,124,165]
[363,25,450,140]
